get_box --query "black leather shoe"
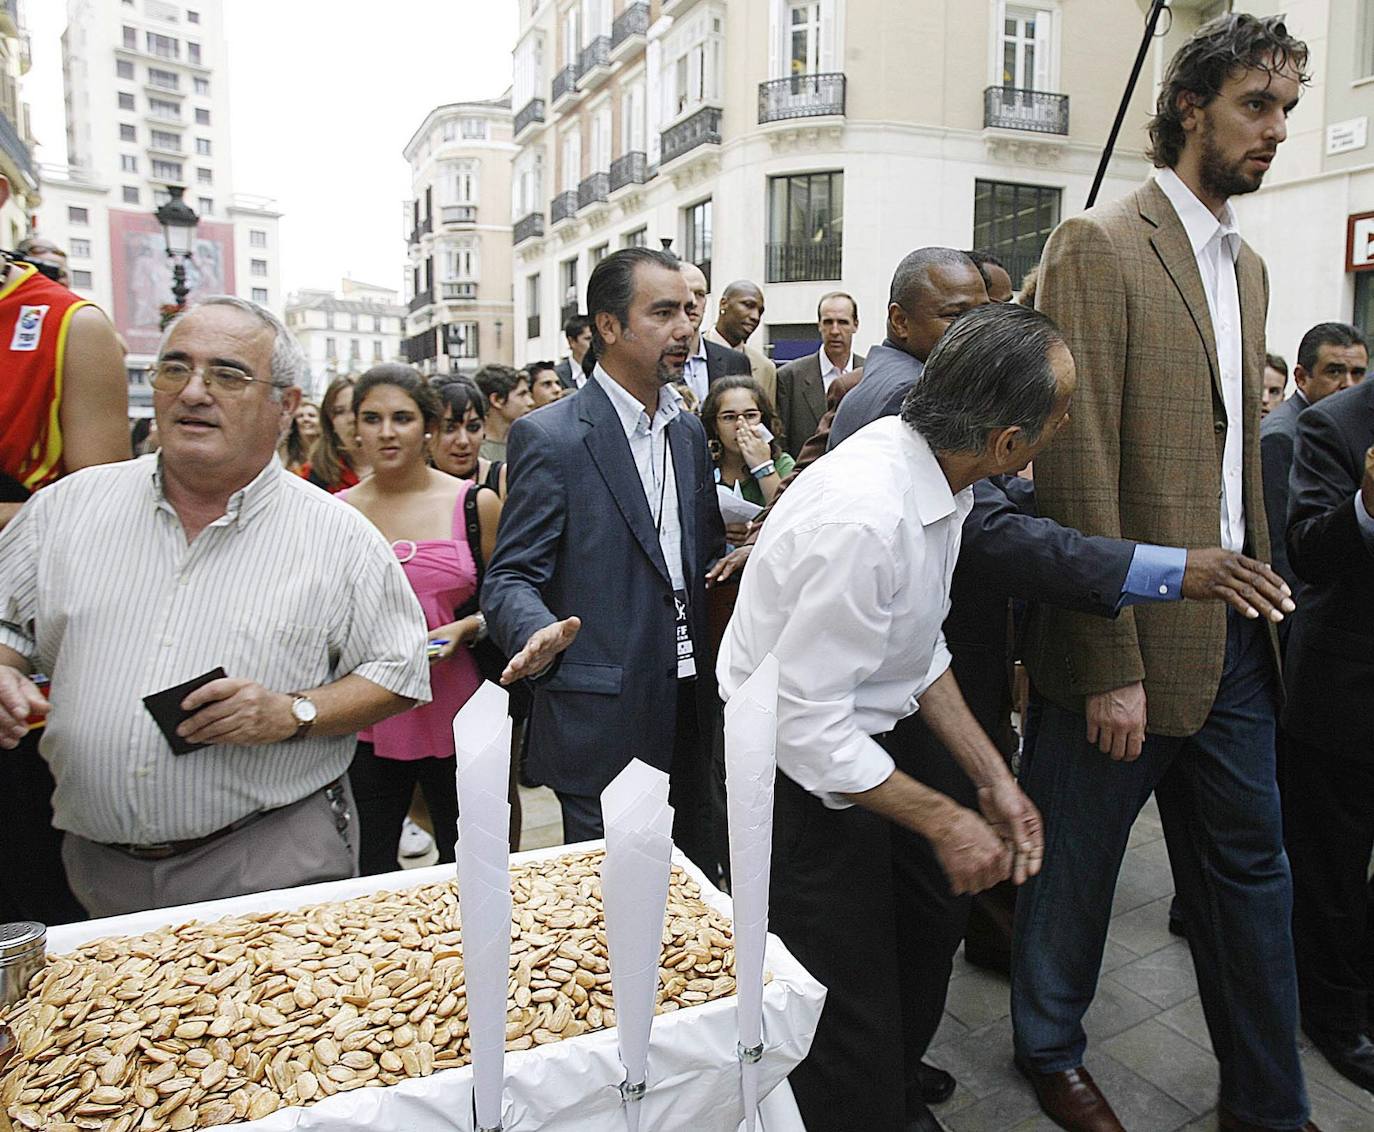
[917,1060,956,1104]
[905,1100,947,1132]
[1303,1024,1374,1092]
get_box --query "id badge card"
[674,588,696,679]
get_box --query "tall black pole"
[1086,0,1169,208]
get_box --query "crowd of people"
[0,12,1371,1132]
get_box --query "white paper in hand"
[717,484,764,527]
[725,652,779,1132]
[600,760,675,1131]
[453,681,514,1131]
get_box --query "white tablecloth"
[45,842,824,1131]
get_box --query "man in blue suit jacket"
[482,248,726,871]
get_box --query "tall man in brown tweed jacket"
[1011,16,1319,1132]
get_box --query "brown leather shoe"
[1217,1109,1322,1132]
[1016,1062,1125,1132]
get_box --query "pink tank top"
[353,480,481,760]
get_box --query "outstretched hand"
[1182,547,1294,622]
[502,617,582,684]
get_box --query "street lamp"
[446,323,466,375]
[154,186,199,311]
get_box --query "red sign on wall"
[108,208,237,356]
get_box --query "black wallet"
[142,667,227,755]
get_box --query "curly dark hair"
[1147,13,1309,170]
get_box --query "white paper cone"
[453,682,515,1130]
[601,760,675,1100]
[725,653,779,1132]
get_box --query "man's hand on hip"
[1085,681,1147,762]
[502,617,581,684]
[976,776,1044,885]
[0,666,46,748]
[1181,547,1294,622]
[179,678,296,746]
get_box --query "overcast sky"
[25,0,518,297]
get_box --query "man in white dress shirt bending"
[718,301,1073,1131]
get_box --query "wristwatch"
[289,693,318,738]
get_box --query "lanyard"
[651,428,670,536]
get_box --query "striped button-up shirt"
[0,455,431,844]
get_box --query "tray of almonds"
[0,849,740,1131]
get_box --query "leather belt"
[103,779,345,861]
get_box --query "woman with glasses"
[339,365,499,873]
[701,376,794,543]
[430,379,507,498]
[303,376,371,493]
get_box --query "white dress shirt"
[682,334,710,406]
[0,455,431,844]
[819,348,856,393]
[1156,167,1246,552]
[717,416,973,806]
[592,365,685,591]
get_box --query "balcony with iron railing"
[408,216,433,246]
[514,211,545,245]
[551,189,579,225]
[577,171,609,211]
[611,2,649,58]
[0,108,36,191]
[441,281,478,301]
[765,239,843,284]
[526,314,541,340]
[441,204,477,225]
[660,106,722,166]
[578,36,611,83]
[552,64,579,107]
[983,86,1069,135]
[758,73,846,124]
[609,151,648,195]
[408,289,434,314]
[514,97,546,138]
[560,301,579,326]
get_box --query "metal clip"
[619,1078,647,1102]
[737,1041,764,1064]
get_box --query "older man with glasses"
[0,296,431,917]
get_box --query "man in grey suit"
[775,291,865,458]
[1261,322,1366,614]
[482,248,725,872]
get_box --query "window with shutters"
[989,0,1059,93]
[662,5,724,119]
[768,0,840,80]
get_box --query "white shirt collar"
[1155,167,1240,263]
[689,333,707,363]
[818,348,854,382]
[592,364,680,438]
[894,422,962,527]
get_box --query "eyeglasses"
[716,409,763,426]
[151,360,279,396]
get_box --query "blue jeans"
[1012,610,1309,1128]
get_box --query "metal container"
[0,922,45,1010]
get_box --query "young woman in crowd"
[279,400,320,475]
[431,378,507,497]
[304,376,371,492]
[340,364,500,873]
[701,376,795,542]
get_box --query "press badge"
[674,588,696,679]
[10,305,49,352]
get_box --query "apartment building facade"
[0,0,38,247]
[510,0,1162,366]
[34,0,282,415]
[286,279,407,401]
[401,98,516,376]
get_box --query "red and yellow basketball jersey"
[0,262,91,491]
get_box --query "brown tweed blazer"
[1025,177,1278,737]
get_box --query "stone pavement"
[421,786,1374,1130]
[926,794,1374,1131]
